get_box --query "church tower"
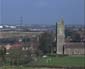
[56,18,65,54]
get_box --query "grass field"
[0,56,85,69]
[32,55,85,66]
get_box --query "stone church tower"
[56,18,65,54]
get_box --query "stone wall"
[57,18,65,54]
[64,48,85,55]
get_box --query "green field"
[0,56,85,69]
[32,56,85,66]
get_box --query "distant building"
[0,26,3,28]
[64,42,85,55]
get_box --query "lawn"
[0,56,85,69]
[32,55,85,66]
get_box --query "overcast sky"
[0,0,84,25]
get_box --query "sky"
[0,0,84,25]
